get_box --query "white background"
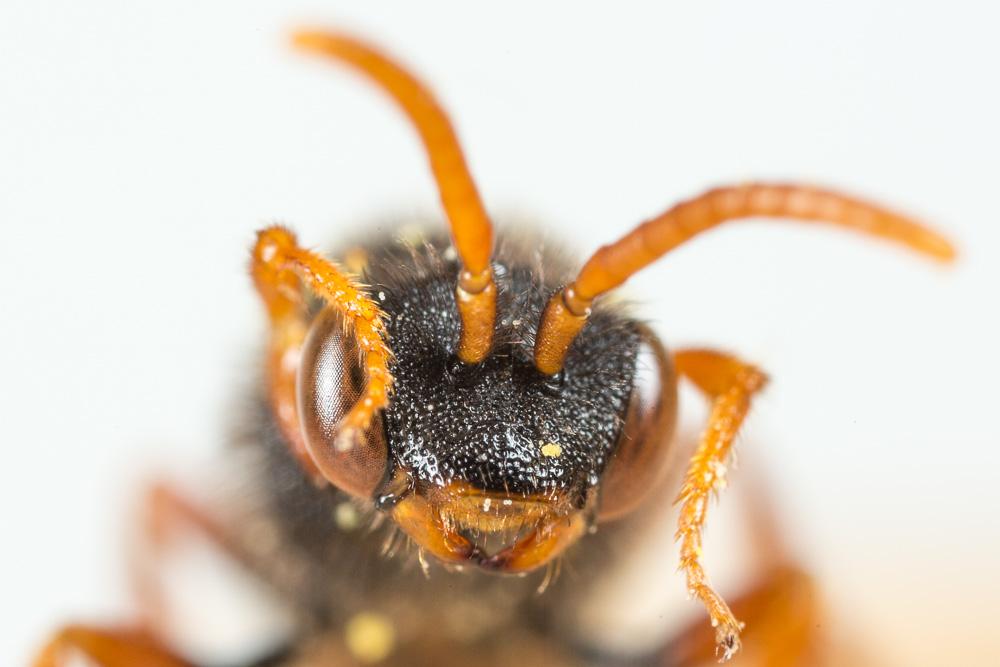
[2,2,998,665]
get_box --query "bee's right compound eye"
[297,307,389,498]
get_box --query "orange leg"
[34,482,246,667]
[131,481,240,632]
[142,481,230,550]
[32,625,194,667]
[673,348,769,661]
[666,566,820,667]
[36,482,258,667]
[251,226,393,482]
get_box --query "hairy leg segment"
[673,348,769,660]
[251,225,393,488]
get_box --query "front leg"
[673,348,769,660]
[251,226,393,493]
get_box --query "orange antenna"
[534,183,956,375]
[293,30,496,364]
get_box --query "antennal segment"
[293,30,497,364]
[534,183,956,375]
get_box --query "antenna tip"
[916,229,958,264]
[290,29,334,53]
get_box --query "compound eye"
[597,326,679,522]
[297,307,389,499]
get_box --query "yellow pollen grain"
[334,502,360,531]
[344,611,395,663]
[541,442,563,458]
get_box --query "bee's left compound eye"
[297,307,389,498]
[596,326,679,522]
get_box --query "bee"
[33,29,954,667]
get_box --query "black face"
[366,234,642,503]
[297,230,672,572]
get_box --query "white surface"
[2,2,998,664]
